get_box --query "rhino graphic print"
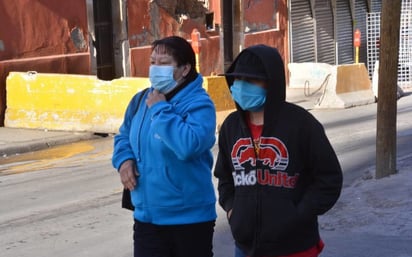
[231,137,298,188]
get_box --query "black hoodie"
[214,45,343,256]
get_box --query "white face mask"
[149,65,177,94]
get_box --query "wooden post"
[376,0,402,179]
[222,0,233,71]
[232,0,244,58]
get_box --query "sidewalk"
[0,87,319,158]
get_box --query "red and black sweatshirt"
[214,45,343,257]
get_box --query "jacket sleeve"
[297,117,343,217]
[214,124,235,213]
[148,93,216,160]
[111,92,141,170]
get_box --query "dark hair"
[151,36,196,68]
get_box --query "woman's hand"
[119,160,140,190]
[146,89,166,108]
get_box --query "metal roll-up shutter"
[314,0,335,64]
[354,0,369,65]
[290,0,315,62]
[336,0,353,64]
[371,0,382,12]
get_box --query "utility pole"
[376,0,402,179]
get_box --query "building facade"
[0,0,391,126]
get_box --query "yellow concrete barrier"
[5,72,235,133]
[315,63,376,109]
[5,72,149,133]
[203,76,235,112]
[203,76,236,131]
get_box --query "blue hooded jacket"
[112,74,217,225]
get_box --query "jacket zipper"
[136,96,148,162]
[251,128,263,255]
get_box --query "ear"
[182,64,191,77]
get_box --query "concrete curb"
[0,128,98,157]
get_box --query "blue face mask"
[230,80,266,111]
[149,65,177,94]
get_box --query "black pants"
[133,219,215,257]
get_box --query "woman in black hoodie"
[214,45,343,257]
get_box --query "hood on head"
[225,45,286,113]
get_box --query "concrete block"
[372,61,405,99]
[288,62,333,89]
[314,63,376,109]
[5,72,149,133]
[203,76,235,112]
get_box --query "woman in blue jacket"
[112,36,217,257]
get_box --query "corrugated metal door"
[290,0,316,62]
[371,0,382,12]
[354,0,369,65]
[314,0,335,64]
[336,0,353,64]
